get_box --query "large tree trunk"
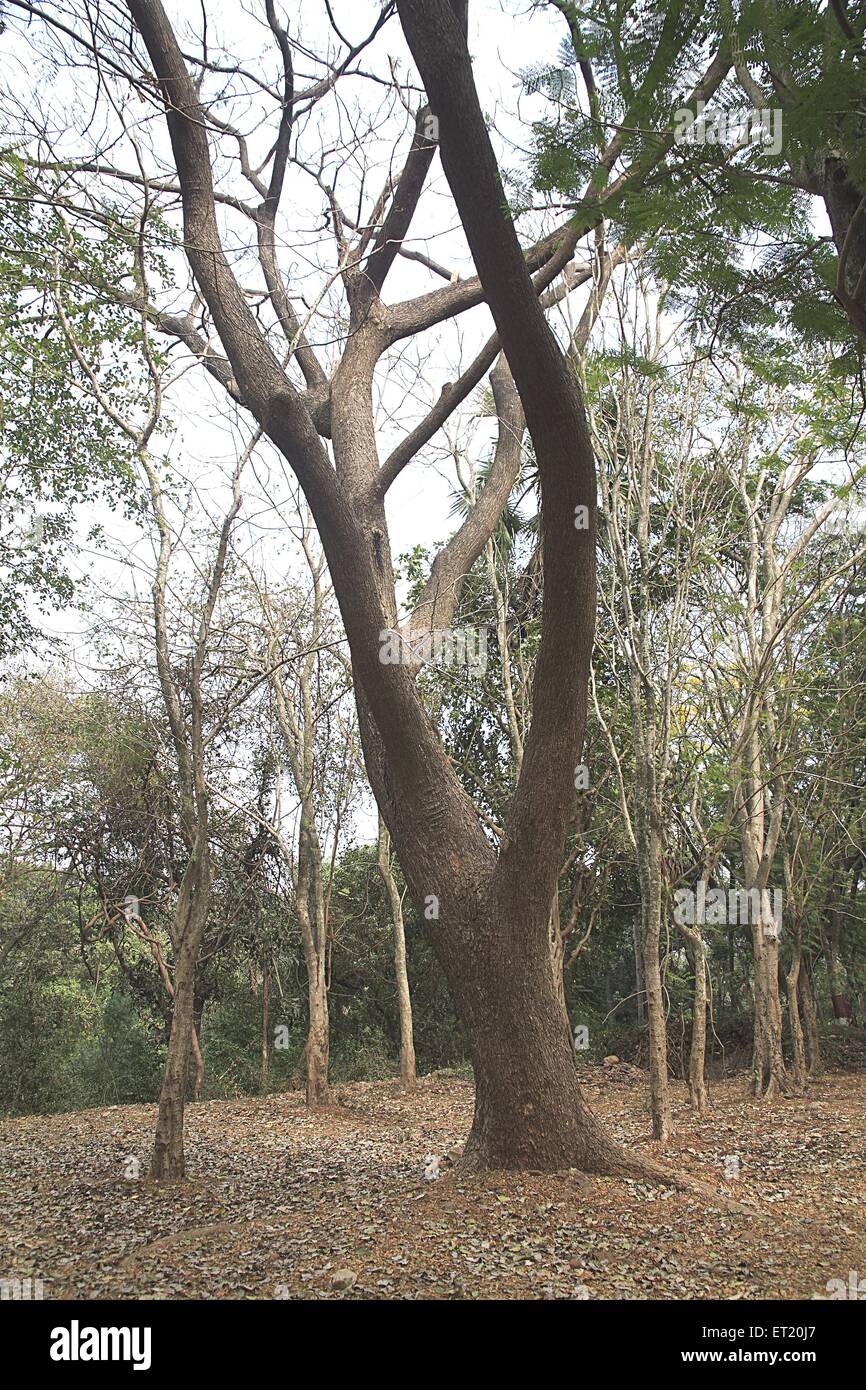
[441,893,655,1175]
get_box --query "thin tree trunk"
[633,918,646,1027]
[638,826,671,1141]
[787,930,807,1090]
[679,924,709,1114]
[799,953,822,1075]
[824,909,854,1021]
[378,820,416,1090]
[191,1006,204,1102]
[750,902,792,1098]
[303,934,330,1107]
[260,955,270,1092]
[151,865,208,1180]
[548,892,569,1031]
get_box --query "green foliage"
[0,161,151,655]
[524,0,866,360]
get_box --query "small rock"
[331,1269,357,1290]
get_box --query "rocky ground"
[0,1067,863,1300]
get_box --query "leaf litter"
[0,1069,862,1300]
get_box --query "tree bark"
[151,857,209,1180]
[787,940,807,1091]
[126,0,680,1182]
[679,923,709,1115]
[633,918,646,1027]
[304,949,330,1107]
[378,820,416,1090]
[260,955,270,1092]
[548,893,569,1031]
[442,888,656,1175]
[750,906,792,1098]
[799,952,822,1075]
[824,907,854,1021]
[637,822,671,1141]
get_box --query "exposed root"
[459,1137,755,1215]
[581,1140,756,1214]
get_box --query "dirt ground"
[0,1067,863,1300]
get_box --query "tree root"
[580,1139,756,1214]
[459,1136,755,1215]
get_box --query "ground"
[1,1067,863,1300]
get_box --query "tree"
[49,232,259,1170]
[377,816,417,1091]
[112,0,656,1176]
[530,0,866,357]
[0,173,141,654]
[6,0,742,1181]
[699,366,866,1097]
[251,543,360,1108]
[588,290,723,1132]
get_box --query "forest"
[0,0,864,1331]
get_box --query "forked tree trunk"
[128,0,711,1186]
